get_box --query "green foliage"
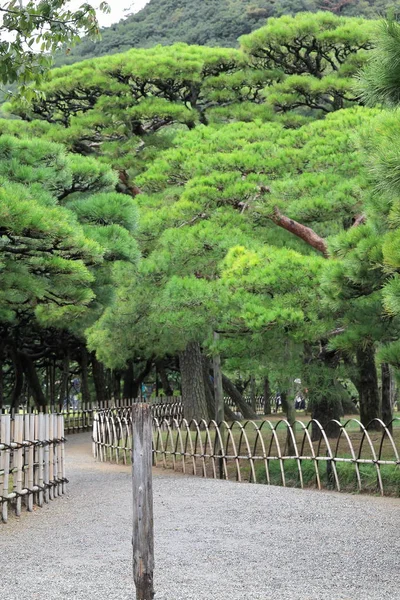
[0,0,110,92]
[240,12,376,115]
[359,19,400,107]
[55,0,397,67]
[0,132,139,334]
[87,106,379,402]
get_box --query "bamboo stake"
[28,414,34,511]
[57,416,63,496]
[49,414,54,500]
[23,414,29,509]
[132,404,155,600]
[44,414,50,503]
[60,415,66,495]
[14,415,23,517]
[38,413,44,507]
[1,415,10,523]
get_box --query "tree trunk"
[134,360,154,400]
[179,341,208,422]
[280,391,296,456]
[10,349,24,409]
[58,352,70,408]
[355,345,380,430]
[0,346,4,409]
[304,343,343,441]
[79,347,91,404]
[91,353,106,404]
[20,354,47,409]
[105,369,112,400]
[202,357,215,421]
[263,377,271,415]
[311,397,342,441]
[250,375,256,413]
[123,361,135,399]
[221,373,257,420]
[50,361,56,405]
[213,332,224,424]
[381,362,392,433]
[113,371,122,401]
[224,403,241,421]
[156,360,173,396]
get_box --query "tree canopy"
[55,0,397,66]
[3,9,400,431]
[0,0,110,95]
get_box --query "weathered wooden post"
[132,403,155,600]
[213,332,225,479]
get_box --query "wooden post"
[213,332,225,479]
[213,332,224,424]
[132,404,154,600]
[250,375,256,413]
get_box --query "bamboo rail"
[0,413,67,523]
[93,411,400,497]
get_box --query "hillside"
[55,0,392,66]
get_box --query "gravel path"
[1,432,400,600]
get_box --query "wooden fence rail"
[93,410,400,497]
[0,413,67,524]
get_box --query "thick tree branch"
[271,207,329,257]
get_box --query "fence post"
[132,403,155,600]
[213,332,225,479]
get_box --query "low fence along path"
[1,432,400,600]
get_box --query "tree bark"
[79,346,91,404]
[135,360,154,399]
[156,360,173,396]
[113,370,121,401]
[213,333,224,423]
[381,362,392,433]
[0,345,4,409]
[202,357,215,421]
[123,361,134,399]
[250,375,256,413]
[221,373,257,419]
[10,349,24,409]
[280,391,296,456]
[49,360,56,405]
[91,353,106,404]
[179,341,208,422]
[310,396,342,441]
[224,403,241,421]
[263,377,271,415]
[271,207,328,257]
[20,354,47,409]
[355,345,380,430]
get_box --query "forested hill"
[55,0,393,66]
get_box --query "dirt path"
[1,432,400,599]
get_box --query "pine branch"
[270,207,329,257]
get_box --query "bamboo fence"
[2,396,182,434]
[225,395,266,414]
[0,413,67,524]
[93,410,400,496]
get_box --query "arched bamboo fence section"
[93,410,400,497]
